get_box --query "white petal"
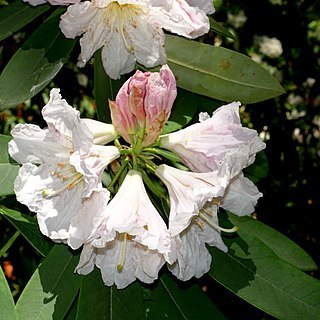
[15,163,84,242]
[76,242,96,275]
[82,119,118,144]
[129,18,166,68]
[101,32,136,79]
[221,173,263,216]
[185,0,215,14]
[68,189,110,249]
[43,89,93,155]
[9,124,69,165]
[149,0,209,39]
[168,230,211,281]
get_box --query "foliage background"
[0,0,319,319]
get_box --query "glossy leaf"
[228,213,317,271]
[165,34,285,104]
[76,268,145,320]
[0,9,76,110]
[0,135,19,196]
[0,0,49,42]
[0,207,52,257]
[16,244,82,320]
[145,273,226,320]
[209,217,320,319]
[162,89,198,134]
[0,266,19,320]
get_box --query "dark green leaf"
[0,9,76,110]
[94,49,126,123]
[165,35,285,104]
[76,268,145,320]
[162,89,198,134]
[0,265,19,320]
[0,207,52,257]
[209,218,320,319]
[0,0,49,42]
[16,244,82,320]
[228,213,317,271]
[146,273,226,320]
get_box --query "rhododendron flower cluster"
[10,65,265,288]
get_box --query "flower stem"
[108,158,130,189]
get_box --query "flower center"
[104,2,144,53]
[42,163,84,197]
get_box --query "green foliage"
[0,262,19,320]
[209,213,320,320]
[145,273,226,320]
[165,34,285,104]
[0,207,52,257]
[0,0,49,42]
[0,10,75,110]
[16,244,82,320]
[76,269,145,320]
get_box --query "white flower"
[169,202,227,281]
[155,164,226,237]
[160,102,266,176]
[9,89,120,249]
[59,0,209,79]
[255,35,283,59]
[76,170,172,289]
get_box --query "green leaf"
[145,273,226,320]
[0,265,19,320]
[209,218,320,319]
[209,17,238,43]
[0,135,19,196]
[0,207,52,257]
[0,0,49,42]
[76,268,145,320]
[162,89,198,134]
[0,9,76,110]
[165,35,285,104]
[228,213,317,271]
[94,49,126,123]
[16,244,82,320]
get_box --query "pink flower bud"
[109,65,177,147]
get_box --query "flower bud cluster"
[9,65,265,288]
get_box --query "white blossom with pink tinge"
[76,170,173,289]
[9,89,120,249]
[59,0,209,79]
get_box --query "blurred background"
[0,0,319,318]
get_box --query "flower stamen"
[117,232,128,271]
[198,212,238,233]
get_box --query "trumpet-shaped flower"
[109,65,176,147]
[168,203,227,280]
[160,102,266,177]
[155,164,226,237]
[9,89,120,249]
[76,170,173,289]
[59,0,209,79]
